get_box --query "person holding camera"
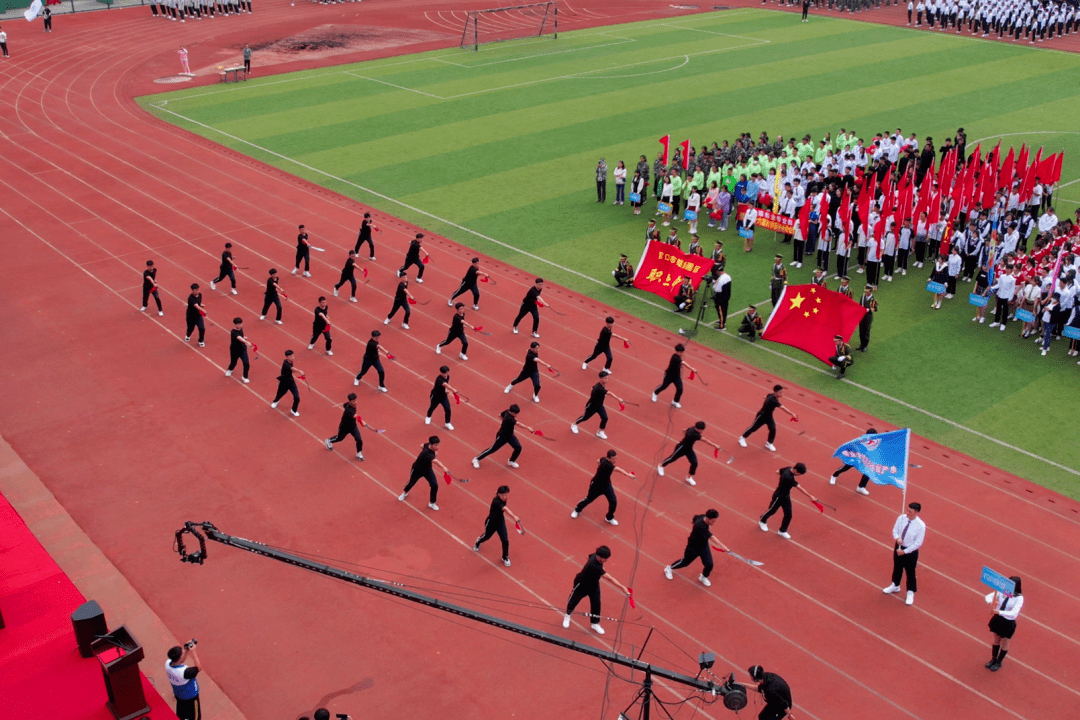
[746,665,793,720]
[166,640,201,720]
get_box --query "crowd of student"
[149,0,252,20]
[903,0,1079,43]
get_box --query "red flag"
[1016,144,1029,180]
[1020,147,1042,203]
[1051,151,1064,185]
[679,139,691,170]
[632,240,715,303]
[928,185,941,224]
[761,285,867,365]
[1037,153,1055,185]
[798,195,812,241]
[979,162,998,210]
[659,135,670,167]
[998,147,1015,193]
[915,173,931,221]
[838,189,852,233]
[856,174,875,237]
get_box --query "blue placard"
[926,281,947,294]
[1063,325,1080,340]
[684,209,698,221]
[629,192,641,204]
[968,293,989,307]
[657,202,672,214]
[1014,308,1035,323]
[738,226,754,239]
[981,566,1016,595]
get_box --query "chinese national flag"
[761,284,867,365]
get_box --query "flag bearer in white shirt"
[883,502,926,606]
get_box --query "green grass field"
[142,9,1080,497]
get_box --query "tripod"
[678,283,712,340]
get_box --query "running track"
[0,2,1077,719]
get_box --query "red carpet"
[0,493,178,720]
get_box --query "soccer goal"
[460,2,558,51]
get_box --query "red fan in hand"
[790,414,800,423]
[812,500,825,513]
[408,298,417,305]
[386,354,396,361]
[623,340,631,349]
[618,402,626,412]
[515,521,525,536]
[453,393,461,405]
[422,257,430,264]
[689,370,696,380]
[443,472,453,486]
[628,589,636,609]
[713,448,719,459]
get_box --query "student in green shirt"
[722,171,737,196]
[669,170,684,219]
[814,141,828,166]
[797,139,814,161]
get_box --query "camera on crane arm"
[175,522,209,565]
[699,653,747,711]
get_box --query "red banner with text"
[736,203,795,235]
[632,240,715,303]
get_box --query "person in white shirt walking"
[986,576,1024,672]
[883,502,926,606]
[1,27,11,58]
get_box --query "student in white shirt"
[883,502,926,606]
[986,576,1024,671]
[1037,205,1058,233]
[989,267,1018,329]
[881,222,898,281]
[946,245,962,298]
[741,205,758,253]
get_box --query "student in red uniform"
[473,485,519,567]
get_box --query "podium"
[90,626,151,720]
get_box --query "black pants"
[387,298,411,324]
[334,273,357,297]
[152,3,158,14]
[399,256,424,279]
[566,582,601,623]
[310,326,331,351]
[833,463,869,488]
[946,274,958,295]
[891,548,918,592]
[770,282,784,307]
[244,58,250,72]
[653,372,683,402]
[574,403,608,430]
[793,238,805,262]
[273,380,300,412]
[866,260,880,286]
[174,695,202,720]
[670,544,713,577]
[355,233,375,258]
[185,314,206,343]
[510,369,540,396]
[760,491,793,532]
[513,305,540,333]
[801,2,809,19]
[228,348,249,378]
[994,296,1010,325]
[828,354,851,375]
[661,441,698,474]
[476,517,509,559]
[261,295,282,321]
[356,357,385,386]
[858,316,872,351]
[438,326,468,354]
[329,425,362,452]
[426,395,451,423]
[714,293,730,327]
[857,245,867,266]
[883,254,895,278]
[212,266,236,288]
[584,343,613,369]
[596,179,606,202]
[898,247,910,270]
[450,279,479,305]
[575,481,616,520]
[143,286,162,311]
[614,270,633,287]
[817,248,831,271]
[294,247,310,272]
[476,434,522,462]
[404,468,438,503]
[742,413,776,443]
[962,253,978,279]
[836,254,849,279]
[758,702,788,720]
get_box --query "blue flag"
[832,429,910,489]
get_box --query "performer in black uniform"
[183,283,206,347]
[504,342,552,403]
[270,349,304,417]
[612,254,634,287]
[770,255,788,307]
[425,365,458,430]
[398,436,450,511]
[293,225,311,277]
[307,296,332,355]
[571,371,625,440]
[758,463,817,539]
[858,285,878,352]
[224,317,252,382]
[652,344,698,408]
[141,260,163,315]
[397,233,429,282]
[384,278,414,329]
[738,385,797,451]
[512,278,547,337]
[436,303,469,360]
[561,545,631,635]
[449,257,489,310]
[333,250,359,302]
[664,509,728,587]
[473,485,520,567]
[210,242,238,294]
[828,334,851,379]
[657,422,721,486]
[747,665,794,720]
[354,330,390,392]
[324,392,367,460]
[472,404,535,469]
[259,269,284,324]
[571,450,635,525]
[830,427,877,494]
[354,213,379,259]
[582,317,629,372]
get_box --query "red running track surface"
[0,2,1077,719]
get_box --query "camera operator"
[166,639,202,720]
[747,665,793,720]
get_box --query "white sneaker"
[533,395,540,403]
[590,623,605,635]
[596,430,608,440]
[354,379,359,386]
[398,492,407,501]
[571,424,579,434]
[378,386,388,393]
[435,344,441,354]
[606,517,618,526]
[242,378,249,384]
[685,477,696,486]
[512,327,519,334]
[651,393,658,402]
[698,574,711,587]
[562,614,571,629]
[657,464,665,476]
[383,318,390,325]
[571,510,579,518]
[759,521,769,532]
[416,278,423,284]
[402,324,409,330]
[1042,349,1048,356]
[225,369,232,376]
[459,354,468,361]
[829,475,837,485]
[999,326,1005,332]
[303,272,311,278]
[308,344,314,350]
[778,531,791,539]
[664,565,673,580]
[349,297,356,303]
[790,261,798,266]
[672,401,681,408]
[972,317,978,322]
[326,350,333,356]
[159,311,164,316]
[532,332,540,338]
[765,442,776,452]
[210,281,216,290]
[856,486,870,495]
[334,289,339,297]
[231,289,238,296]
[292,268,298,274]
[504,385,512,393]
[473,305,479,311]
[472,458,480,468]
[198,342,205,348]
[356,452,363,460]
[271,402,278,408]
[428,503,439,511]
[325,439,333,450]
[738,437,747,447]
[472,542,480,552]
[275,320,282,325]
[507,461,519,469]
[291,410,300,417]
[989,322,999,328]
[582,362,588,370]
[184,336,190,342]
[502,558,511,567]
[906,591,915,605]
[448,300,454,306]
[445,423,454,431]
[883,584,901,594]
[425,416,431,425]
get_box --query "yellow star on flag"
[789,293,806,310]
[816,297,821,303]
[813,308,819,314]
[804,311,810,318]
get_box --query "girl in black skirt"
[986,576,1024,672]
